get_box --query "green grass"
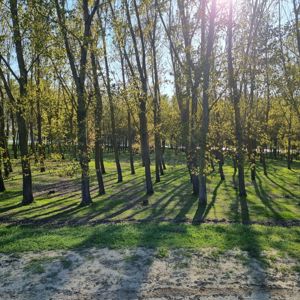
[1,151,299,224]
[0,152,299,262]
[0,223,299,261]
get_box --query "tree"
[55,0,100,205]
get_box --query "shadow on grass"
[192,179,223,224]
[0,191,22,202]
[254,175,283,221]
[265,174,297,198]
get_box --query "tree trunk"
[91,50,105,195]
[2,105,10,178]
[139,96,154,198]
[36,60,45,172]
[77,89,92,206]
[218,151,225,181]
[227,0,247,197]
[0,93,6,192]
[101,22,122,183]
[250,152,256,181]
[198,0,216,204]
[11,111,18,159]
[150,9,163,183]
[128,111,135,175]
[161,139,166,170]
[9,0,34,205]
[287,110,292,170]
[232,154,237,189]
[124,0,153,198]
[260,149,267,176]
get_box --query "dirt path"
[0,248,299,299]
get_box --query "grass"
[1,151,299,224]
[0,223,299,261]
[0,151,299,262]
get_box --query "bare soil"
[0,248,299,299]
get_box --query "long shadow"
[0,203,22,214]
[192,179,223,224]
[3,173,146,221]
[228,182,240,222]
[123,169,189,221]
[265,174,297,198]
[203,179,223,220]
[0,191,22,202]
[222,224,271,298]
[143,182,191,221]
[89,170,187,222]
[239,195,250,225]
[254,176,283,220]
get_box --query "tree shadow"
[265,174,297,198]
[254,175,283,221]
[192,179,223,224]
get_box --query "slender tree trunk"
[124,0,153,198]
[9,0,33,205]
[1,102,10,178]
[100,145,106,174]
[128,111,135,175]
[55,0,99,206]
[91,50,105,195]
[218,150,225,181]
[232,154,237,189]
[11,111,17,159]
[150,9,163,183]
[198,0,216,204]
[4,115,13,174]
[260,149,267,176]
[0,92,6,192]
[36,61,45,172]
[250,152,256,181]
[227,1,247,197]
[161,139,166,170]
[77,88,92,205]
[287,114,292,170]
[101,21,122,183]
[139,94,154,198]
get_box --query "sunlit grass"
[1,152,300,224]
[0,223,299,261]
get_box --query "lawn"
[1,152,300,264]
[1,151,299,225]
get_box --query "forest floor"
[1,152,300,299]
[1,152,300,225]
[0,247,299,300]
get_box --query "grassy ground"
[0,223,299,261]
[1,151,299,299]
[0,152,299,263]
[1,151,299,224]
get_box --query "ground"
[1,152,300,225]
[0,152,300,299]
[0,248,299,299]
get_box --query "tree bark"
[128,111,135,175]
[90,50,105,195]
[227,0,247,197]
[36,60,45,172]
[0,90,6,192]
[124,0,153,197]
[198,0,216,204]
[100,18,122,183]
[9,0,34,204]
[150,8,162,183]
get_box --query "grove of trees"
[0,0,299,210]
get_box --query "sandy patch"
[0,248,299,299]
